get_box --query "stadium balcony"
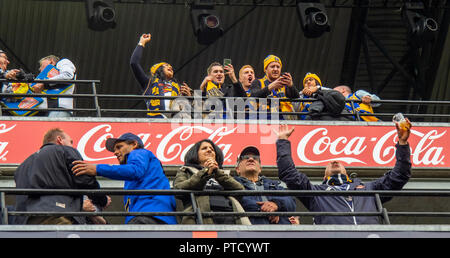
[1,78,450,238]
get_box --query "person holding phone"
[199,60,247,119]
[249,55,299,120]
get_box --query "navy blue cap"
[105,133,144,152]
[237,146,260,162]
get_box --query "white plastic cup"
[392,113,409,130]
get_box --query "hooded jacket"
[276,139,411,225]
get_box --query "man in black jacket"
[199,62,247,119]
[233,146,296,224]
[14,128,108,224]
[275,120,412,224]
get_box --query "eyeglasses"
[239,155,260,162]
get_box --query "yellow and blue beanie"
[263,55,282,72]
[303,72,322,87]
[150,62,168,75]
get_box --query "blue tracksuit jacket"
[97,148,177,224]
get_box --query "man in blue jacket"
[72,132,177,224]
[234,146,296,224]
[275,120,412,225]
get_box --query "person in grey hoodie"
[275,119,412,225]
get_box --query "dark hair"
[207,62,223,75]
[152,65,178,83]
[184,139,224,168]
[144,65,178,96]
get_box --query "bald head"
[333,85,352,97]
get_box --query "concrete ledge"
[1,224,450,238]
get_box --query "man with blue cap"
[72,132,177,224]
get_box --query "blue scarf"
[323,174,352,186]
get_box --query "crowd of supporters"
[0,32,413,226]
[0,33,382,121]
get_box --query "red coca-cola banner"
[0,120,447,168]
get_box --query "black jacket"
[233,176,296,224]
[249,78,299,99]
[14,143,107,224]
[277,139,411,224]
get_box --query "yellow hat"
[263,55,282,72]
[303,73,322,87]
[150,62,168,75]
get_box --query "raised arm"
[275,125,313,191]
[369,118,412,192]
[130,34,151,90]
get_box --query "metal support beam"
[422,0,450,100]
[0,38,32,73]
[361,24,422,98]
[376,50,411,95]
[339,0,370,88]
[361,32,376,93]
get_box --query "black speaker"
[85,0,117,31]
[190,1,224,45]
[401,2,438,46]
[296,1,331,38]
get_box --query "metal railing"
[2,188,450,225]
[1,78,450,121]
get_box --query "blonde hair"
[239,65,254,77]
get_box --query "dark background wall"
[0,0,448,119]
[0,0,354,115]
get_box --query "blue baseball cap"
[237,146,260,163]
[105,133,144,152]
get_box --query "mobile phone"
[223,58,232,67]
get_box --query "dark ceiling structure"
[0,0,448,118]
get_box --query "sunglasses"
[239,155,260,162]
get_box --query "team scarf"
[205,81,224,97]
[323,174,353,186]
[345,93,379,122]
[258,76,294,114]
[143,78,180,117]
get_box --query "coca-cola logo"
[76,124,237,164]
[0,121,447,168]
[0,124,16,161]
[297,128,367,164]
[295,127,446,166]
[156,125,236,163]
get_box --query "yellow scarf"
[258,76,294,114]
[205,81,224,97]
